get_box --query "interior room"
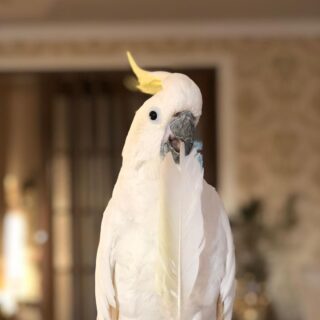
[0,1,319,320]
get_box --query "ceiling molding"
[0,20,319,71]
[1,20,320,41]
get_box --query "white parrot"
[95,52,236,320]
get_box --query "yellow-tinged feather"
[156,146,205,319]
[127,51,163,94]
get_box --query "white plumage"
[95,53,236,320]
[156,146,205,319]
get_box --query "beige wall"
[217,38,320,319]
[224,39,319,212]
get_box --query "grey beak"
[161,111,196,163]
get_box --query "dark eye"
[149,110,158,121]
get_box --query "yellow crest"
[127,51,163,95]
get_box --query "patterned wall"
[225,38,320,320]
[230,39,320,211]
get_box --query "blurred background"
[0,1,319,320]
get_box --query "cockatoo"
[95,52,236,320]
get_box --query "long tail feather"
[156,146,205,319]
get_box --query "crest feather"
[127,51,163,95]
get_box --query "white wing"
[95,202,117,320]
[219,205,236,320]
[202,182,236,320]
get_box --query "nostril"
[173,112,182,117]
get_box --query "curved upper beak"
[161,111,196,163]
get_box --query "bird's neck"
[114,158,161,225]
[120,157,162,182]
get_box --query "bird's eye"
[149,110,158,121]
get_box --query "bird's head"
[122,52,202,169]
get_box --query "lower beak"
[161,111,196,163]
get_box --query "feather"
[95,203,117,320]
[201,182,236,320]
[156,145,205,319]
[219,207,236,320]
